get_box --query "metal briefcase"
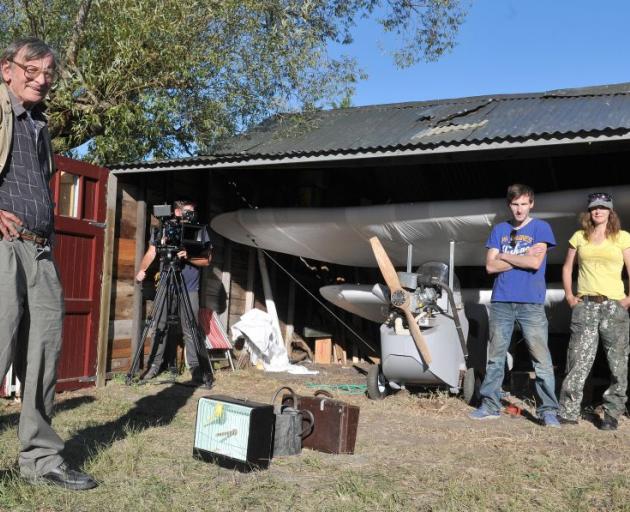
[283,389,360,454]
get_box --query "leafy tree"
[0,0,469,163]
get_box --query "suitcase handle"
[271,386,298,412]
[301,409,315,438]
[313,389,334,398]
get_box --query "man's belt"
[18,228,48,246]
[581,295,609,304]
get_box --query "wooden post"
[95,172,117,387]
[219,240,232,329]
[285,279,296,353]
[244,247,256,312]
[351,312,362,363]
[130,182,147,371]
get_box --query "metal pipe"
[448,240,455,314]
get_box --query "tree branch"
[22,0,41,37]
[65,0,93,67]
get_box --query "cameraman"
[135,200,212,381]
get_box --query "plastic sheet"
[231,309,318,375]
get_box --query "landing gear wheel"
[367,364,390,400]
[462,367,478,405]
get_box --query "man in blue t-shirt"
[469,184,560,427]
[135,200,212,382]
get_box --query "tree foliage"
[0,0,468,164]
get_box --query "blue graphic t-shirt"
[486,218,555,304]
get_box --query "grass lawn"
[0,366,629,511]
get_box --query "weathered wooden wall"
[106,168,376,375]
[109,185,138,372]
[107,170,252,372]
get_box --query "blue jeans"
[480,302,559,416]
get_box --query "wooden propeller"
[369,236,432,365]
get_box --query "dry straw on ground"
[0,365,629,511]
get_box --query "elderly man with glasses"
[468,183,560,427]
[0,37,96,490]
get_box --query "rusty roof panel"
[110,82,630,170]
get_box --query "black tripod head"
[157,246,185,270]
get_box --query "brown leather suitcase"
[283,390,359,454]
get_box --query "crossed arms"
[486,243,548,275]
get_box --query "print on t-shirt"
[500,232,534,256]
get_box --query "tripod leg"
[148,283,179,376]
[126,267,173,384]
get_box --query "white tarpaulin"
[231,309,318,374]
[211,185,630,267]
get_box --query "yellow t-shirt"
[569,229,630,300]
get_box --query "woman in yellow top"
[558,192,630,430]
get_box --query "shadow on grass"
[62,383,196,468]
[0,395,96,436]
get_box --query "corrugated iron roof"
[110,82,630,171]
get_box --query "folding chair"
[198,308,235,371]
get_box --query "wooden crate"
[314,338,332,364]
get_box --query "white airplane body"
[211,185,630,267]
[211,185,626,397]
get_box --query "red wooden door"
[51,155,109,391]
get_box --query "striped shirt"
[0,91,54,236]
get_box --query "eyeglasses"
[8,59,58,82]
[587,192,612,202]
[509,229,517,248]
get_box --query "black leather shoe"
[188,366,200,381]
[599,413,618,431]
[558,416,579,425]
[31,463,98,490]
[186,366,213,388]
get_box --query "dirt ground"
[183,362,630,508]
[2,362,630,511]
[240,362,630,511]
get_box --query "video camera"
[152,204,208,259]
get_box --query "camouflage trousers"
[558,299,630,420]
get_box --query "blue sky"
[335,0,629,106]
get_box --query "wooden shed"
[105,82,630,380]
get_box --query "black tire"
[367,364,390,400]
[462,367,478,405]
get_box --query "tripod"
[126,250,214,387]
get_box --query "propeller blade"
[369,237,402,291]
[402,307,432,365]
[369,236,432,365]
